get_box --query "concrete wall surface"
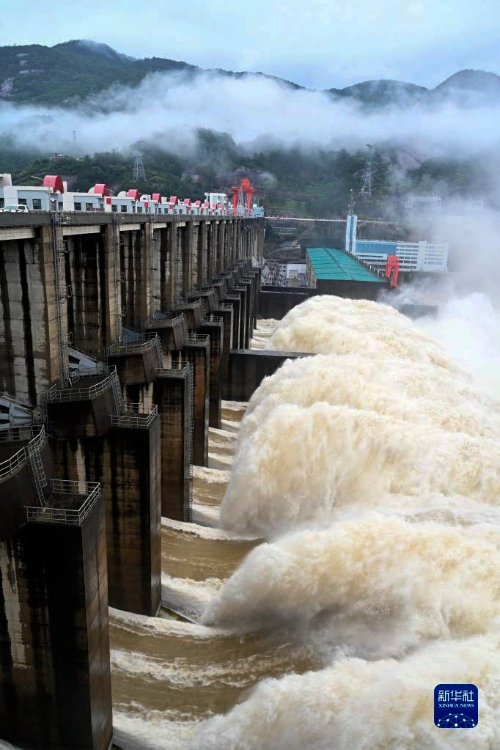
[225,349,311,401]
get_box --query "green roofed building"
[306,247,387,300]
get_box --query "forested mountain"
[1,40,498,219]
[2,40,500,108]
[0,40,301,106]
[4,135,493,221]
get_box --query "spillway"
[194,296,500,749]
[4,295,496,750]
[107,299,500,749]
[108,340,326,747]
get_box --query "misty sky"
[1,0,499,88]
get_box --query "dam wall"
[0,212,263,749]
[224,350,312,401]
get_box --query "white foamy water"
[266,295,456,371]
[191,502,220,526]
[204,514,500,656]
[418,292,500,397]
[221,399,500,536]
[192,634,500,750]
[221,297,500,536]
[188,296,500,748]
[243,352,500,440]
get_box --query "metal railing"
[0,426,47,483]
[185,334,210,343]
[173,298,203,310]
[185,295,209,317]
[26,480,101,527]
[0,445,27,482]
[0,425,39,443]
[152,334,164,367]
[47,365,117,403]
[186,361,194,520]
[27,445,48,503]
[145,310,185,329]
[107,332,160,356]
[111,403,158,429]
[156,359,191,376]
[51,214,70,384]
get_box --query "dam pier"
[0,210,263,750]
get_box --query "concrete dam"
[0,210,264,750]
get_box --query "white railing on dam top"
[26,480,101,526]
[111,404,158,430]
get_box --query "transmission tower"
[132,141,146,181]
[360,144,373,200]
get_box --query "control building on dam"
[0,210,263,750]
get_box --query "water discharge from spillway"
[103,297,500,748]
[110,394,323,749]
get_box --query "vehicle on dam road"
[0,204,29,212]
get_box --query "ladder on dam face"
[150,216,160,311]
[51,214,70,385]
[175,226,183,301]
[186,361,194,521]
[27,446,48,506]
[110,368,124,415]
[113,216,124,340]
[153,334,164,368]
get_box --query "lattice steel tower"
[360,144,373,200]
[133,141,146,181]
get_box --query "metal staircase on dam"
[0,425,48,507]
[110,366,125,414]
[27,437,48,505]
[113,216,125,341]
[51,214,70,384]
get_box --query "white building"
[0,174,62,211]
[0,175,249,217]
[345,214,448,273]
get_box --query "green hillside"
[2,40,500,108]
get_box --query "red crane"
[231,178,255,216]
[385,255,399,288]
